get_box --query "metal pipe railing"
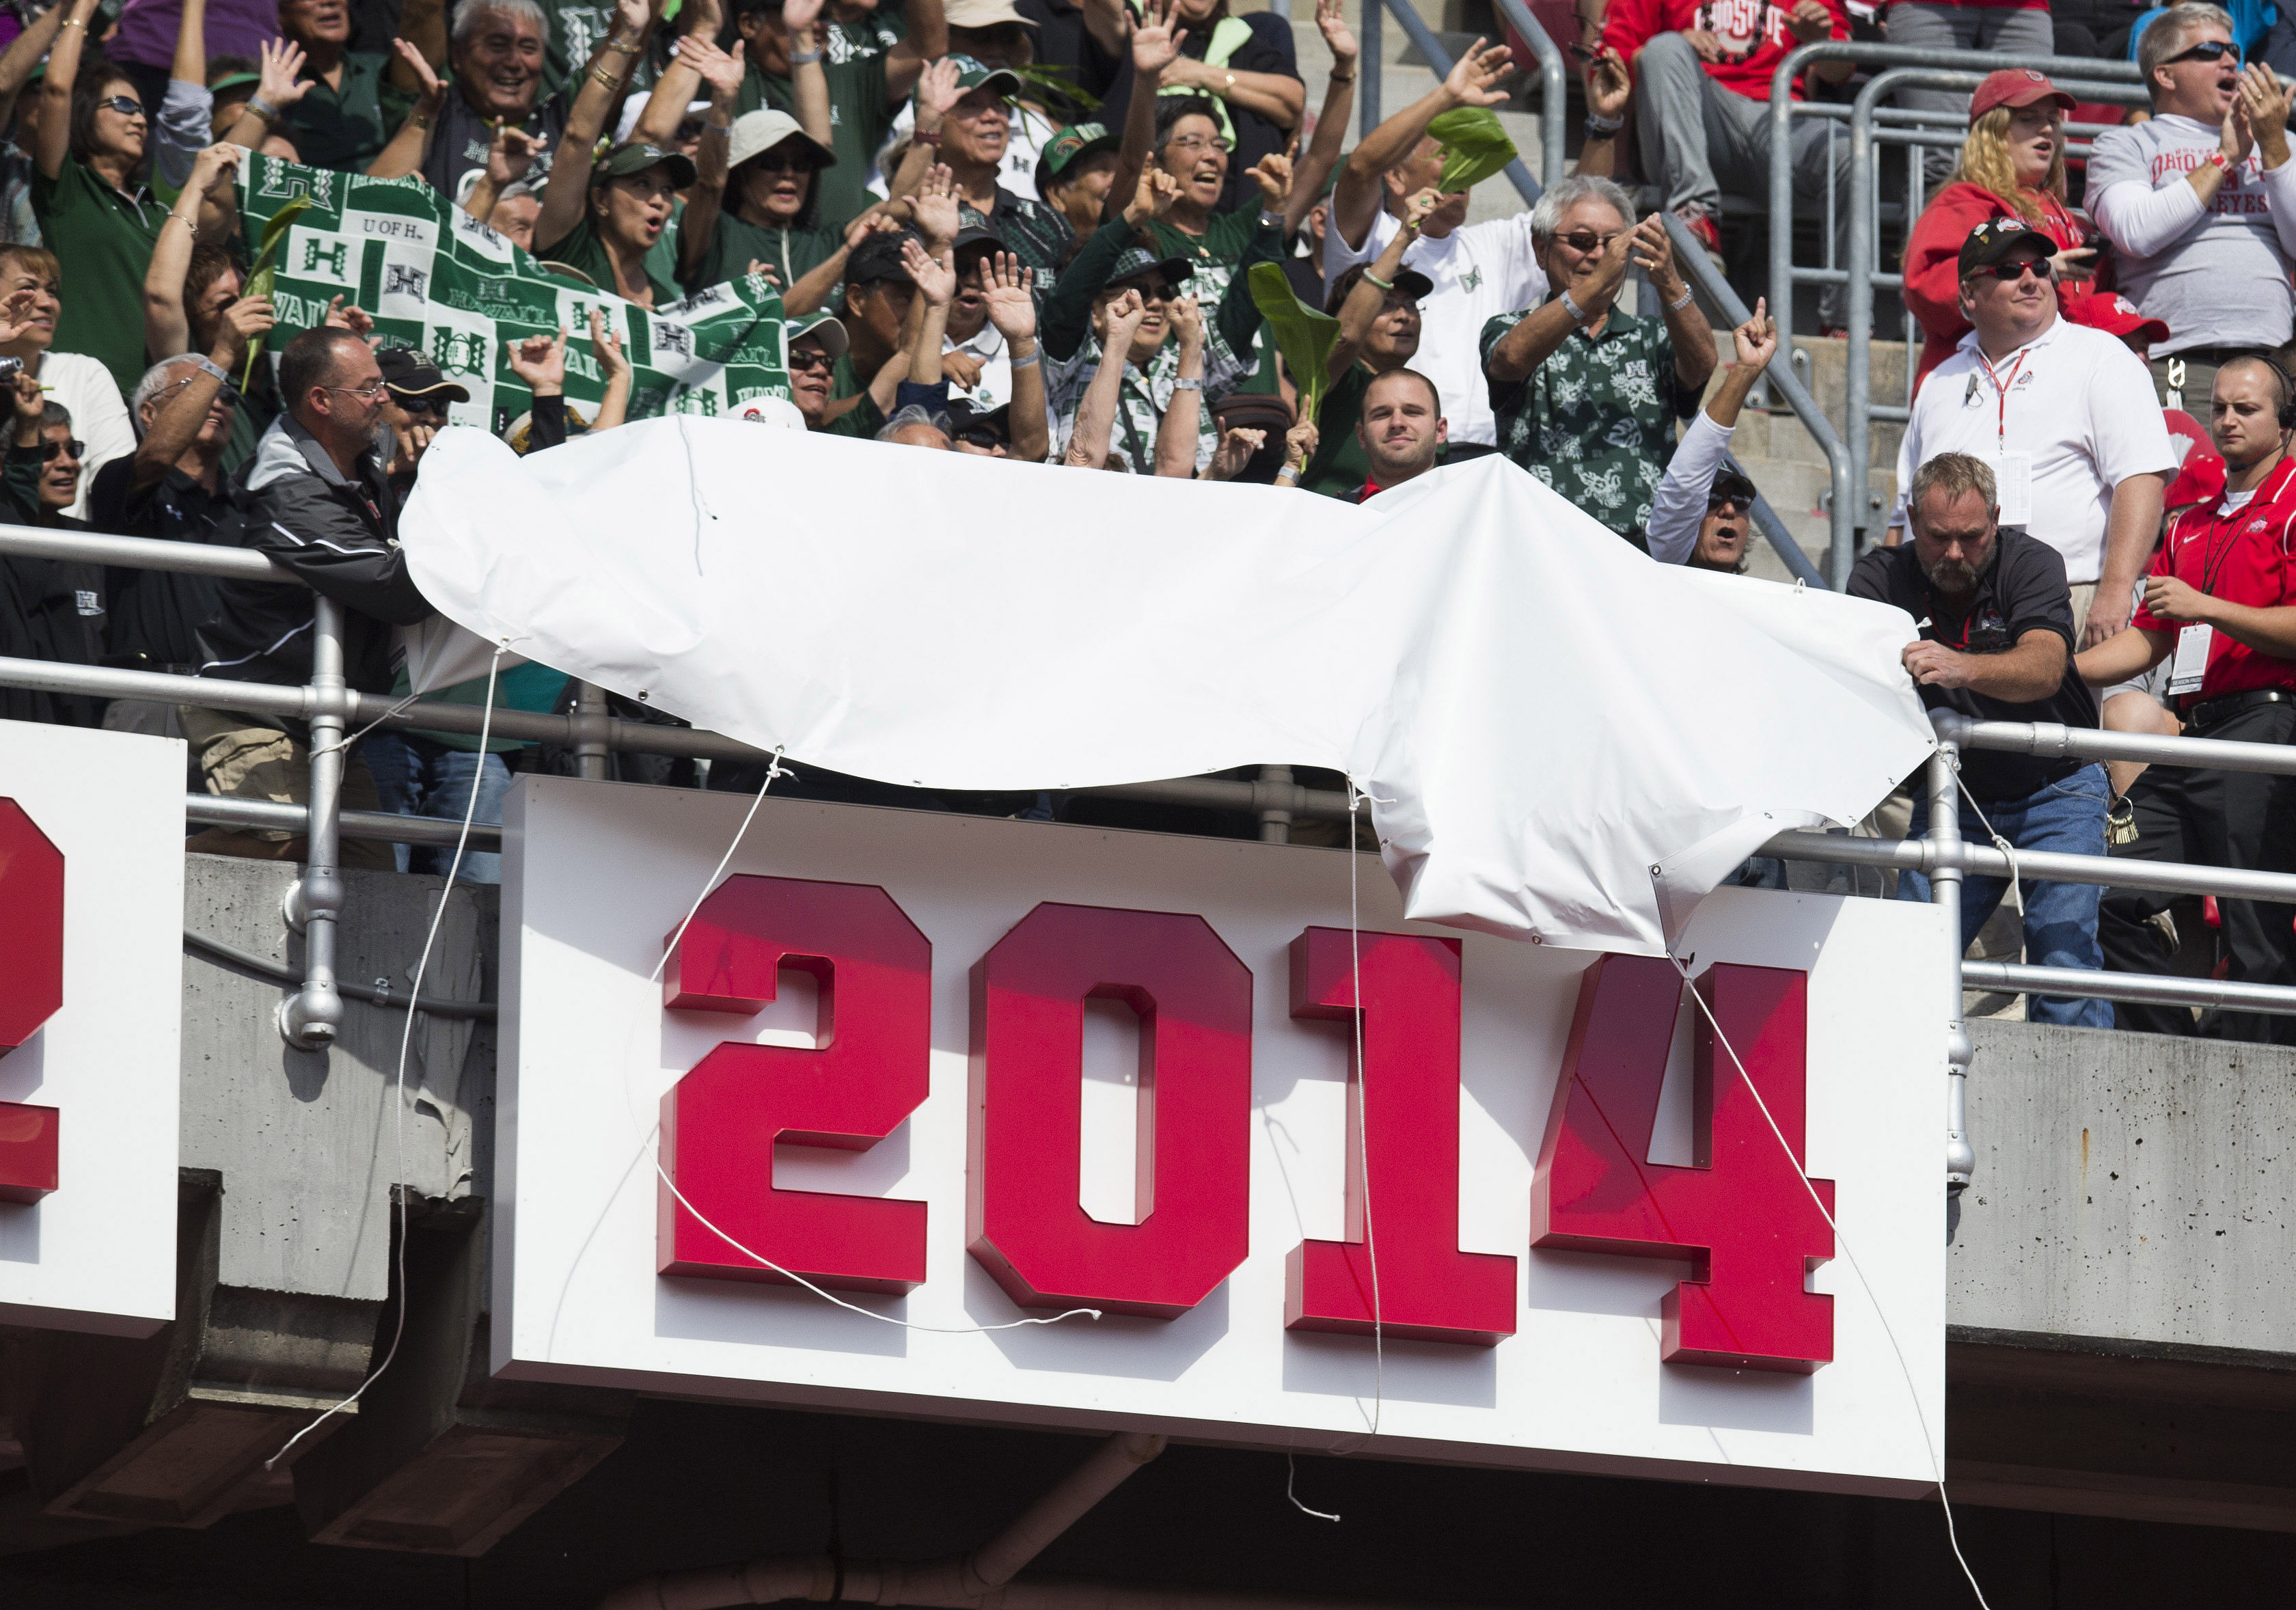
[1376,0,1541,205]
[1357,0,1566,199]
[1358,0,1381,142]
[278,594,348,1051]
[1663,212,1841,587]
[1488,0,1566,195]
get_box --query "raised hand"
[1785,0,1834,42]
[2240,62,2292,161]
[258,36,313,109]
[683,34,748,100]
[2224,90,2258,164]
[1209,425,1263,480]
[1104,287,1148,346]
[1628,212,1684,297]
[1124,163,1181,227]
[1315,0,1358,67]
[901,235,957,305]
[783,0,823,38]
[1732,295,1777,370]
[218,294,277,360]
[10,368,43,440]
[0,288,38,347]
[912,163,961,249]
[1167,290,1203,349]
[914,56,963,128]
[613,0,651,41]
[1585,46,1630,123]
[981,251,1037,343]
[1250,150,1294,211]
[508,325,569,394]
[190,141,243,198]
[1283,416,1319,468]
[1403,185,1440,232]
[1440,38,1515,109]
[487,122,537,185]
[392,38,446,107]
[588,308,629,378]
[323,296,375,338]
[1130,0,1187,79]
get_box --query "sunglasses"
[955,424,1004,448]
[96,94,146,117]
[787,346,834,372]
[1973,258,2050,282]
[40,437,83,461]
[1112,279,1176,303]
[1555,229,1624,254]
[751,151,819,174]
[2165,38,2241,64]
[1706,491,1751,514]
[395,394,451,420]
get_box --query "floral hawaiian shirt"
[1479,303,1693,536]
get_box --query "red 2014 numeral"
[1533,954,1834,1373]
[659,874,933,1294]
[0,798,62,1202]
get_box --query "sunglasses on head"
[96,94,146,117]
[41,437,83,461]
[2165,38,2241,64]
[1973,257,2050,282]
[1555,229,1624,254]
[787,345,834,372]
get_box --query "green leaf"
[239,191,312,388]
[1427,107,1516,195]
[1247,262,1342,427]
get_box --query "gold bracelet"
[603,36,643,53]
[59,16,85,28]
[589,64,620,89]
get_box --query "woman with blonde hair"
[1902,69,2093,390]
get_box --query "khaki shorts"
[178,706,394,872]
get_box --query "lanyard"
[2189,459,2285,597]
[1973,346,2029,455]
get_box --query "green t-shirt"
[282,51,410,173]
[685,212,842,299]
[737,59,890,230]
[1302,362,1374,499]
[31,157,167,396]
[392,660,571,752]
[535,209,683,305]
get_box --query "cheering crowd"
[2,0,2296,1040]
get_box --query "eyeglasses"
[1706,493,1750,514]
[325,377,390,400]
[787,346,834,372]
[1973,258,2050,282]
[751,150,819,174]
[1166,134,1233,155]
[1115,279,1176,302]
[955,425,1005,448]
[96,95,146,118]
[40,438,83,461]
[1555,230,1624,254]
[2165,38,2241,64]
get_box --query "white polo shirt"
[1894,316,2176,584]
[1324,206,1548,448]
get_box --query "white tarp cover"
[400,420,1936,955]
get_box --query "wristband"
[1328,70,1354,84]
[1666,286,1694,312]
[247,96,280,123]
[1561,288,1591,323]
[1259,209,1285,230]
[189,354,230,384]
[1274,465,1300,484]
[789,46,824,64]
[603,36,642,53]
[1363,269,1394,291]
[914,128,942,145]
[1009,346,1041,370]
[1172,376,1203,392]
[1585,113,1623,137]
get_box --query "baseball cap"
[376,346,472,403]
[947,397,1013,446]
[946,54,1024,98]
[1957,215,2057,279]
[1037,122,1120,194]
[787,310,850,360]
[953,222,1006,260]
[209,69,261,96]
[1104,244,1193,290]
[728,109,835,172]
[2062,289,2170,348]
[737,396,808,428]
[1709,467,1759,506]
[946,0,1037,25]
[1969,68,2076,124]
[591,141,699,191]
[846,229,920,287]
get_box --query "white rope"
[1664,951,1993,1610]
[305,687,424,762]
[268,644,506,1469]
[632,758,1104,1337]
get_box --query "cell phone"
[1568,40,1596,62]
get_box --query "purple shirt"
[107,0,280,71]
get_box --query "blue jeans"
[366,731,512,884]
[1897,763,2114,1029]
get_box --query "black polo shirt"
[88,459,234,672]
[1848,526,2097,801]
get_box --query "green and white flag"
[234,154,791,435]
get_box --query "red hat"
[2160,409,2228,510]
[2064,289,2171,349]
[1969,68,2077,123]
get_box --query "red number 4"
[0,797,62,1203]
[1532,954,1835,1373]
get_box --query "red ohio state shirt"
[1603,0,1850,102]
[2133,456,2296,702]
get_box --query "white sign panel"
[0,721,184,1336]
[497,778,1948,1495]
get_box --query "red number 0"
[0,797,62,1202]
[1533,954,1834,1373]
[658,875,933,1294]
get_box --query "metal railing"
[14,523,2296,1193]
[1361,0,1563,202]
[1760,44,2145,582]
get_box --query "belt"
[2185,688,2296,730]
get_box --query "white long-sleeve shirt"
[2088,115,2296,354]
[1645,409,1735,565]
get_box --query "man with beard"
[1850,450,2113,1026]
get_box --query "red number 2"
[1532,954,1834,1373]
[0,798,62,1203]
